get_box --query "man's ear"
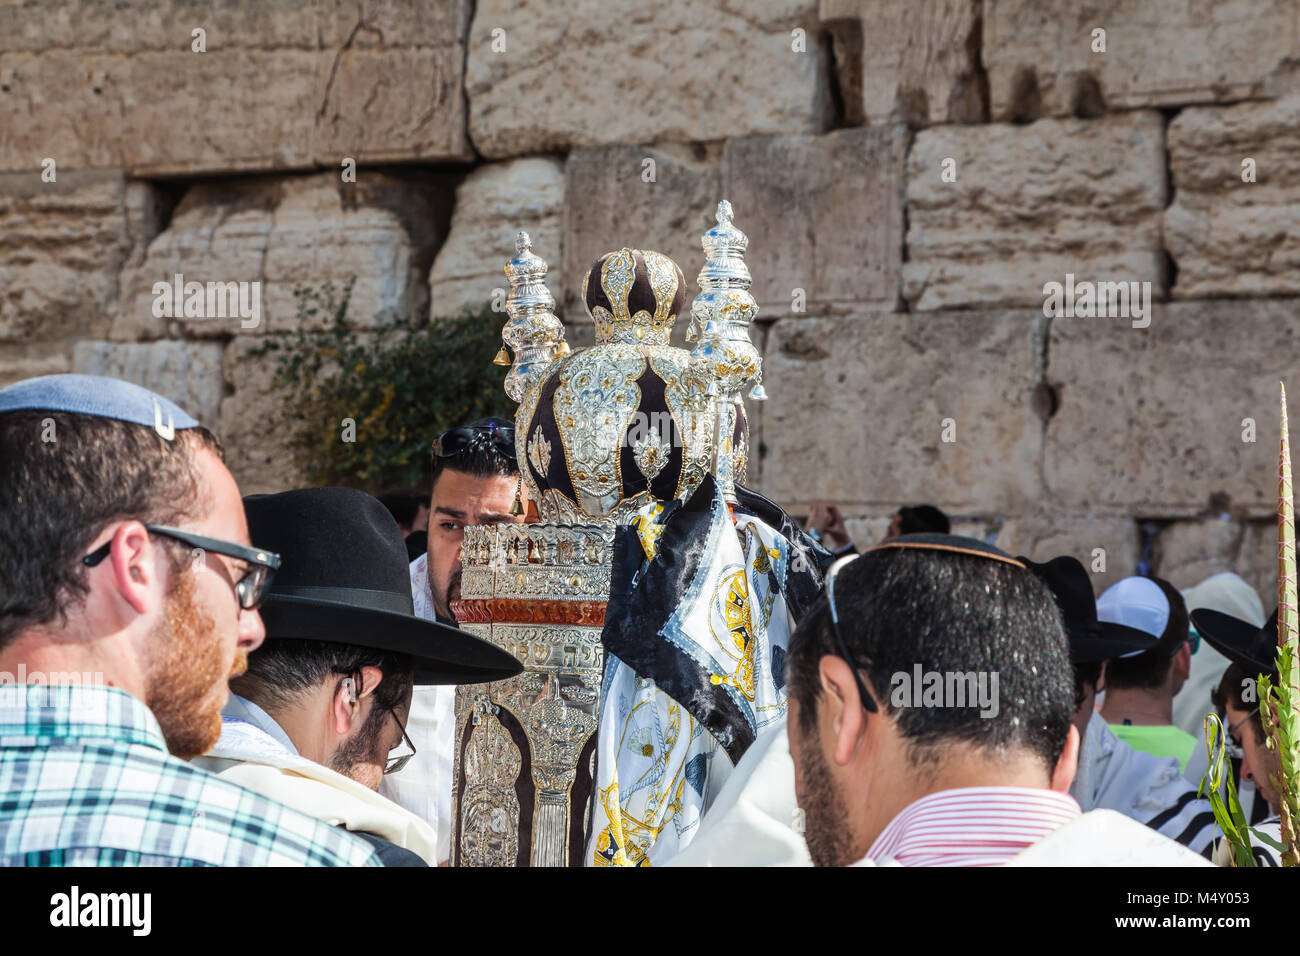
[1050,722,1080,793]
[106,521,164,616]
[1095,659,1108,694]
[333,666,386,735]
[818,654,868,767]
[1173,642,1192,680]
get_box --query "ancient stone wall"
[4,0,1298,598]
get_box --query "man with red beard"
[784,534,1209,866]
[379,418,525,862]
[0,374,380,866]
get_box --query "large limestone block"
[994,515,1138,595]
[1043,299,1296,518]
[904,112,1166,312]
[430,157,565,321]
[983,0,1299,121]
[465,0,832,158]
[819,0,985,127]
[563,143,721,340]
[0,343,72,388]
[759,311,1046,513]
[219,336,308,495]
[1237,521,1279,602]
[0,170,146,342]
[72,339,225,428]
[115,172,450,340]
[1152,517,1251,592]
[723,128,905,318]
[1165,97,1300,299]
[0,1,472,174]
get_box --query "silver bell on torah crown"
[685,200,765,502]
[499,231,569,404]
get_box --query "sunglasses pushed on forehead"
[433,422,516,459]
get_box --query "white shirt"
[376,553,456,864]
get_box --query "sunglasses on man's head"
[83,525,281,610]
[826,554,879,714]
[433,423,516,460]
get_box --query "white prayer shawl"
[588,486,798,866]
[374,553,456,864]
[661,718,810,867]
[193,694,439,864]
[1072,710,1218,854]
[851,810,1212,867]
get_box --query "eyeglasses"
[433,422,516,460]
[385,708,418,775]
[825,554,878,713]
[83,524,281,610]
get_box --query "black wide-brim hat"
[1189,607,1278,675]
[245,487,521,685]
[1018,555,1159,663]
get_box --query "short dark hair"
[1071,659,1103,711]
[230,639,414,718]
[1211,662,1266,745]
[1104,577,1188,691]
[430,417,518,491]
[786,547,1073,773]
[0,410,223,650]
[896,505,950,535]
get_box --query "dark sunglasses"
[826,554,879,713]
[83,524,281,610]
[433,423,516,460]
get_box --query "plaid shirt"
[0,683,381,867]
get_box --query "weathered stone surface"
[1165,96,1300,299]
[758,311,1046,513]
[72,339,225,427]
[115,172,451,340]
[465,0,832,158]
[1152,517,1248,592]
[0,1,472,174]
[723,128,906,318]
[430,158,565,321]
[820,0,984,127]
[563,143,721,343]
[1237,521,1279,602]
[994,515,1138,595]
[219,336,308,495]
[0,170,144,342]
[1043,299,1296,517]
[904,111,1166,311]
[0,342,72,387]
[983,0,1299,121]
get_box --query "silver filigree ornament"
[527,429,552,475]
[632,428,669,482]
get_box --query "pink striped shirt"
[863,787,1082,867]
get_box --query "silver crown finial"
[498,232,568,404]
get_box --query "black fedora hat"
[243,487,521,685]
[1018,555,1159,662]
[1189,607,1278,675]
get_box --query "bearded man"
[785,534,1210,867]
[194,488,519,866]
[0,375,381,866]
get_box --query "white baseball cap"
[1096,576,1171,657]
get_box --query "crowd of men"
[0,373,1286,866]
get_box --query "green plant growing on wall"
[250,277,512,490]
